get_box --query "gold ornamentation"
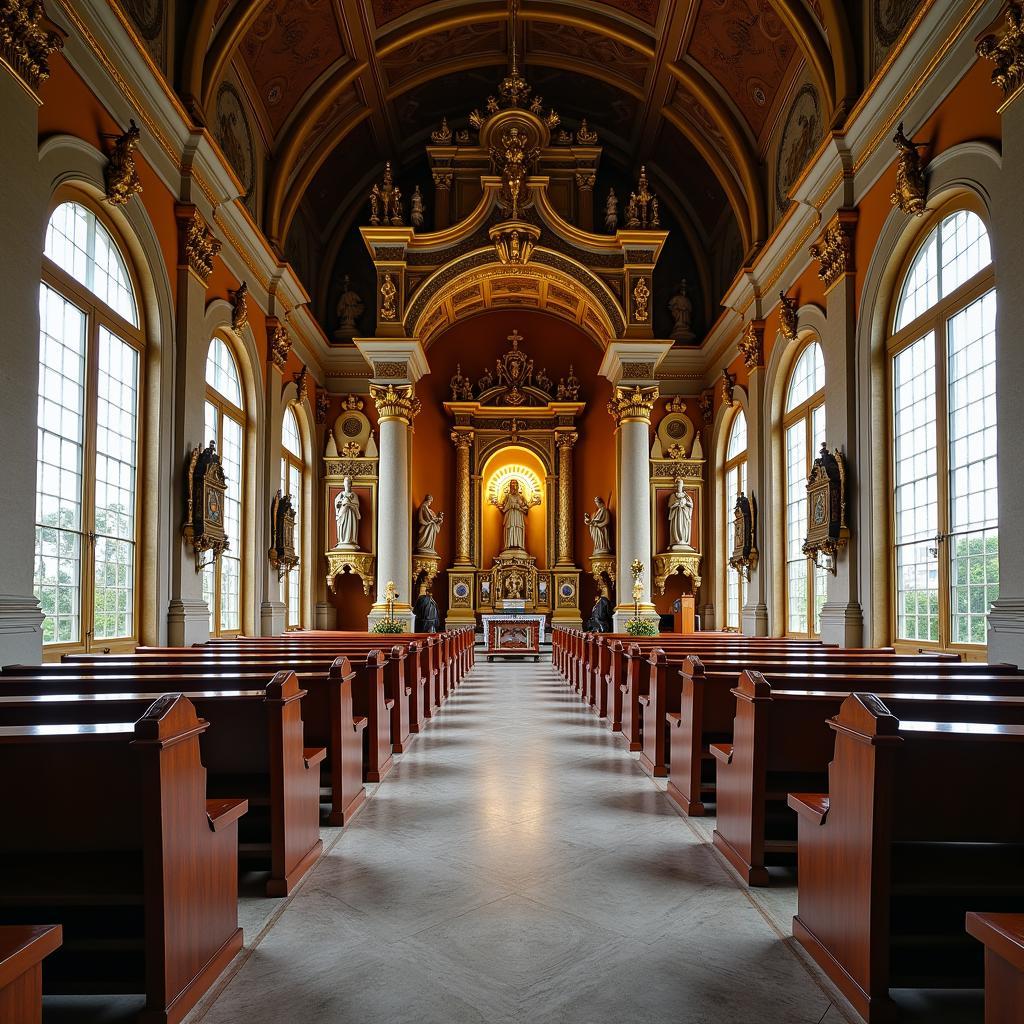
[729,491,758,580]
[589,554,615,599]
[809,211,856,289]
[632,276,650,323]
[230,281,248,333]
[652,552,702,595]
[373,360,407,379]
[294,365,309,404]
[370,382,420,423]
[574,172,596,190]
[413,553,442,595]
[432,169,453,190]
[620,360,654,379]
[802,443,849,575]
[555,430,578,450]
[576,119,598,145]
[268,321,290,369]
[666,443,686,459]
[697,391,713,426]
[738,321,764,371]
[890,121,928,216]
[490,220,540,265]
[342,394,364,411]
[326,551,375,596]
[178,207,221,283]
[491,126,539,219]
[721,368,736,406]
[449,363,473,400]
[607,384,658,425]
[380,273,398,320]
[341,440,361,457]
[778,292,798,342]
[103,120,142,206]
[0,0,62,90]
[268,489,299,579]
[624,166,660,229]
[369,162,403,226]
[977,2,1024,103]
[665,395,686,414]
[431,117,453,145]
[556,365,580,401]
[316,390,330,425]
[183,442,229,573]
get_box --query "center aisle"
[187,659,850,1024]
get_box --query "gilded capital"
[0,0,62,92]
[809,211,856,290]
[607,384,658,426]
[977,2,1024,106]
[177,206,221,284]
[371,382,421,423]
[450,430,474,451]
[556,430,579,450]
[738,320,764,371]
[267,320,291,369]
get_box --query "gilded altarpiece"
[443,331,584,627]
[650,455,706,596]
[323,452,378,598]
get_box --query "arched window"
[203,337,245,636]
[783,341,827,636]
[35,201,143,650]
[724,409,747,630]
[281,404,303,629]
[890,206,997,650]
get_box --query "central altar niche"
[442,328,585,627]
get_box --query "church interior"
[2,0,1024,1021]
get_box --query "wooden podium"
[672,595,696,634]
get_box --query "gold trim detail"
[778,293,798,342]
[369,162,404,226]
[632,276,650,323]
[977,3,1024,106]
[380,272,398,320]
[268,320,291,369]
[721,368,736,406]
[0,0,62,91]
[738,321,764,371]
[653,552,702,594]
[103,120,142,207]
[177,206,221,283]
[370,382,420,423]
[607,384,658,426]
[327,552,375,596]
[809,210,857,290]
[230,281,248,333]
[890,122,928,217]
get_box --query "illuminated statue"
[334,476,360,550]
[494,478,540,553]
[668,478,694,550]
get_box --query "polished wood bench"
[713,671,1024,884]
[0,695,245,1024]
[0,671,323,897]
[789,693,1024,1022]
[0,925,62,1024]
[1,657,367,827]
[966,912,1024,1024]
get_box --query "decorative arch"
[855,142,1001,647]
[203,301,265,637]
[37,136,175,647]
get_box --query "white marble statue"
[416,494,444,554]
[668,478,694,550]
[497,479,539,552]
[584,496,611,555]
[334,476,361,550]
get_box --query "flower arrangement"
[624,617,658,636]
[372,619,407,634]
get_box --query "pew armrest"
[303,746,328,769]
[353,715,368,734]
[207,797,248,832]
[666,712,682,729]
[710,742,733,765]
[788,792,829,825]
[384,698,395,711]
[966,912,1024,971]
[638,695,650,707]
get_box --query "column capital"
[809,208,858,291]
[354,337,429,384]
[738,320,765,371]
[450,429,474,450]
[370,382,421,424]
[555,429,579,449]
[175,204,221,285]
[607,384,659,426]
[977,4,1024,112]
[0,0,62,99]
[598,340,672,385]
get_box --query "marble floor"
[182,658,861,1024]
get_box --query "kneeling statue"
[585,595,613,633]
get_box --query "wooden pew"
[966,912,1024,1024]
[660,654,1023,816]
[713,670,1024,885]
[0,925,62,1024]
[0,672,323,897]
[788,693,1024,1022]
[1,658,367,828]
[0,695,245,1024]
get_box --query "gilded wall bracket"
[652,553,702,595]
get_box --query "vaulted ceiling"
[177,0,861,324]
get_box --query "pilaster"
[259,335,288,636]
[741,363,770,636]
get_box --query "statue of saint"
[584,496,611,555]
[333,276,364,339]
[669,278,695,340]
[495,479,539,553]
[668,478,694,550]
[410,185,425,228]
[416,494,444,554]
[605,188,618,233]
[334,476,360,550]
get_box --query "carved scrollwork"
[890,122,928,217]
[977,3,1024,104]
[327,552,375,596]
[802,443,850,574]
[103,120,142,207]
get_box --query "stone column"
[741,361,770,636]
[451,430,474,566]
[555,430,578,566]
[608,385,659,629]
[167,206,220,645]
[369,382,420,627]
[987,74,1024,664]
[259,321,289,635]
[0,31,55,663]
[811,210,864,647]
